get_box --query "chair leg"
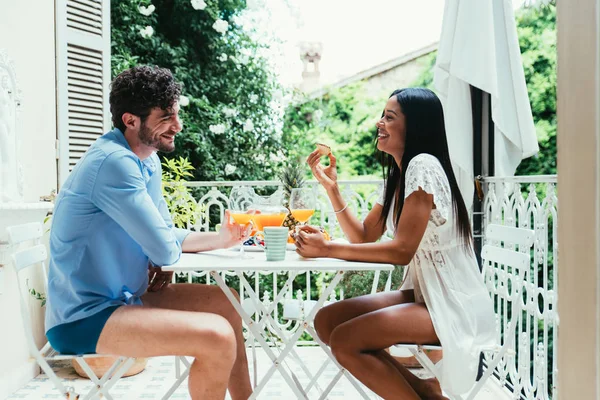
[76,357,109,400]
[102,357,137,395]
[408,347,470,400]
[466,346,513,400]
[409,347,441,380]
[35,354,76,398]
[77,356,135,400]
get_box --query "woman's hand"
[219,210,252,248]
[307,150,338,192]
[295,225,331,258]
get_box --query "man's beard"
[138,122,175,153]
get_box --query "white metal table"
[162,249,394,399]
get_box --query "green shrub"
[111,0,284,181]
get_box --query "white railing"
[184,179,384,240]
[181,180,384,345]
[181,176,558,398]
[481,175,558,400]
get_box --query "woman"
[295,88,496,399]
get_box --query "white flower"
[254,154,266,163]
[222,107,239,118]
[225,164,237,175]
[243,119,254,132]
[218,53,228,62]
[209,124,226,134]
[246,0,260,10]
[179,95,190,107]
[190,0,207,10]
[212,19,229,34]
[249,94,259,103]
[139,26,154,38]
[272,151,285,163]
[139,4,156,16]
[237,54,250,65]
[313,109,323,123]
[236,48,252,65]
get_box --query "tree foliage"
[282,83,383,180]
[514,4,556,175]
[111,0,283,181]
[283,5,557,179]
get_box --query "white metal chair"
[7,222,136,400]
[390,224,535,400]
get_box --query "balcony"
[6,175,557,399]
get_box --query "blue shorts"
[46,305,121,355]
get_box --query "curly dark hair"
[109,65,182,132]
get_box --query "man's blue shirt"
[45,128,190,332]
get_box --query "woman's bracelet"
[334,203,348,214]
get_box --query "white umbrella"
[434,0,539,210]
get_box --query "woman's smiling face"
[375,95,406,160]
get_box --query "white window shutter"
[56,0,110,186]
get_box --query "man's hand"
[295,225,331,258]
[218,210,253,249]
[147,263,173,292]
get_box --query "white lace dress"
[377,153,496,396]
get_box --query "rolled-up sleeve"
[173,227,191,245]
[91,152,182,266]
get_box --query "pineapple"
[279,160,306,233]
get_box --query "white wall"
[363,56,432,100]
[0,0,58,202]
[0,0,57,396]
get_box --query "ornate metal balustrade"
[180,176,558,399]
[183,179,384,239]
[481,175,558,400]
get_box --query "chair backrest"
[6,222,47,357]
[481,224,534,375]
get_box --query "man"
[45,66,252,400]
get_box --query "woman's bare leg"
[313,289,415,345]
[328,303,445,400]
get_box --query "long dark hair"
[379,88,473,250]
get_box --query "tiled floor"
[7,347,505,399]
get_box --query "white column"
[556,0,600,398]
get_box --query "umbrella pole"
[470,85,485,270]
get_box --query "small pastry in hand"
[315,143,332,156]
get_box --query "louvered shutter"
[56,0,110,186]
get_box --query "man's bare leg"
[141,283,252,400]
[96,305,236,400]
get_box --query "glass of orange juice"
[251,194,289,240]
[228,186,257,257]
[290,188,316,227]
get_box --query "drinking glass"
[251,193,288,237]
[228,186,256,257]
[289,188,316,227]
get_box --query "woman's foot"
[415,377,449,400]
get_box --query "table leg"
[211,271,310,400]
[300,271,373,400]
